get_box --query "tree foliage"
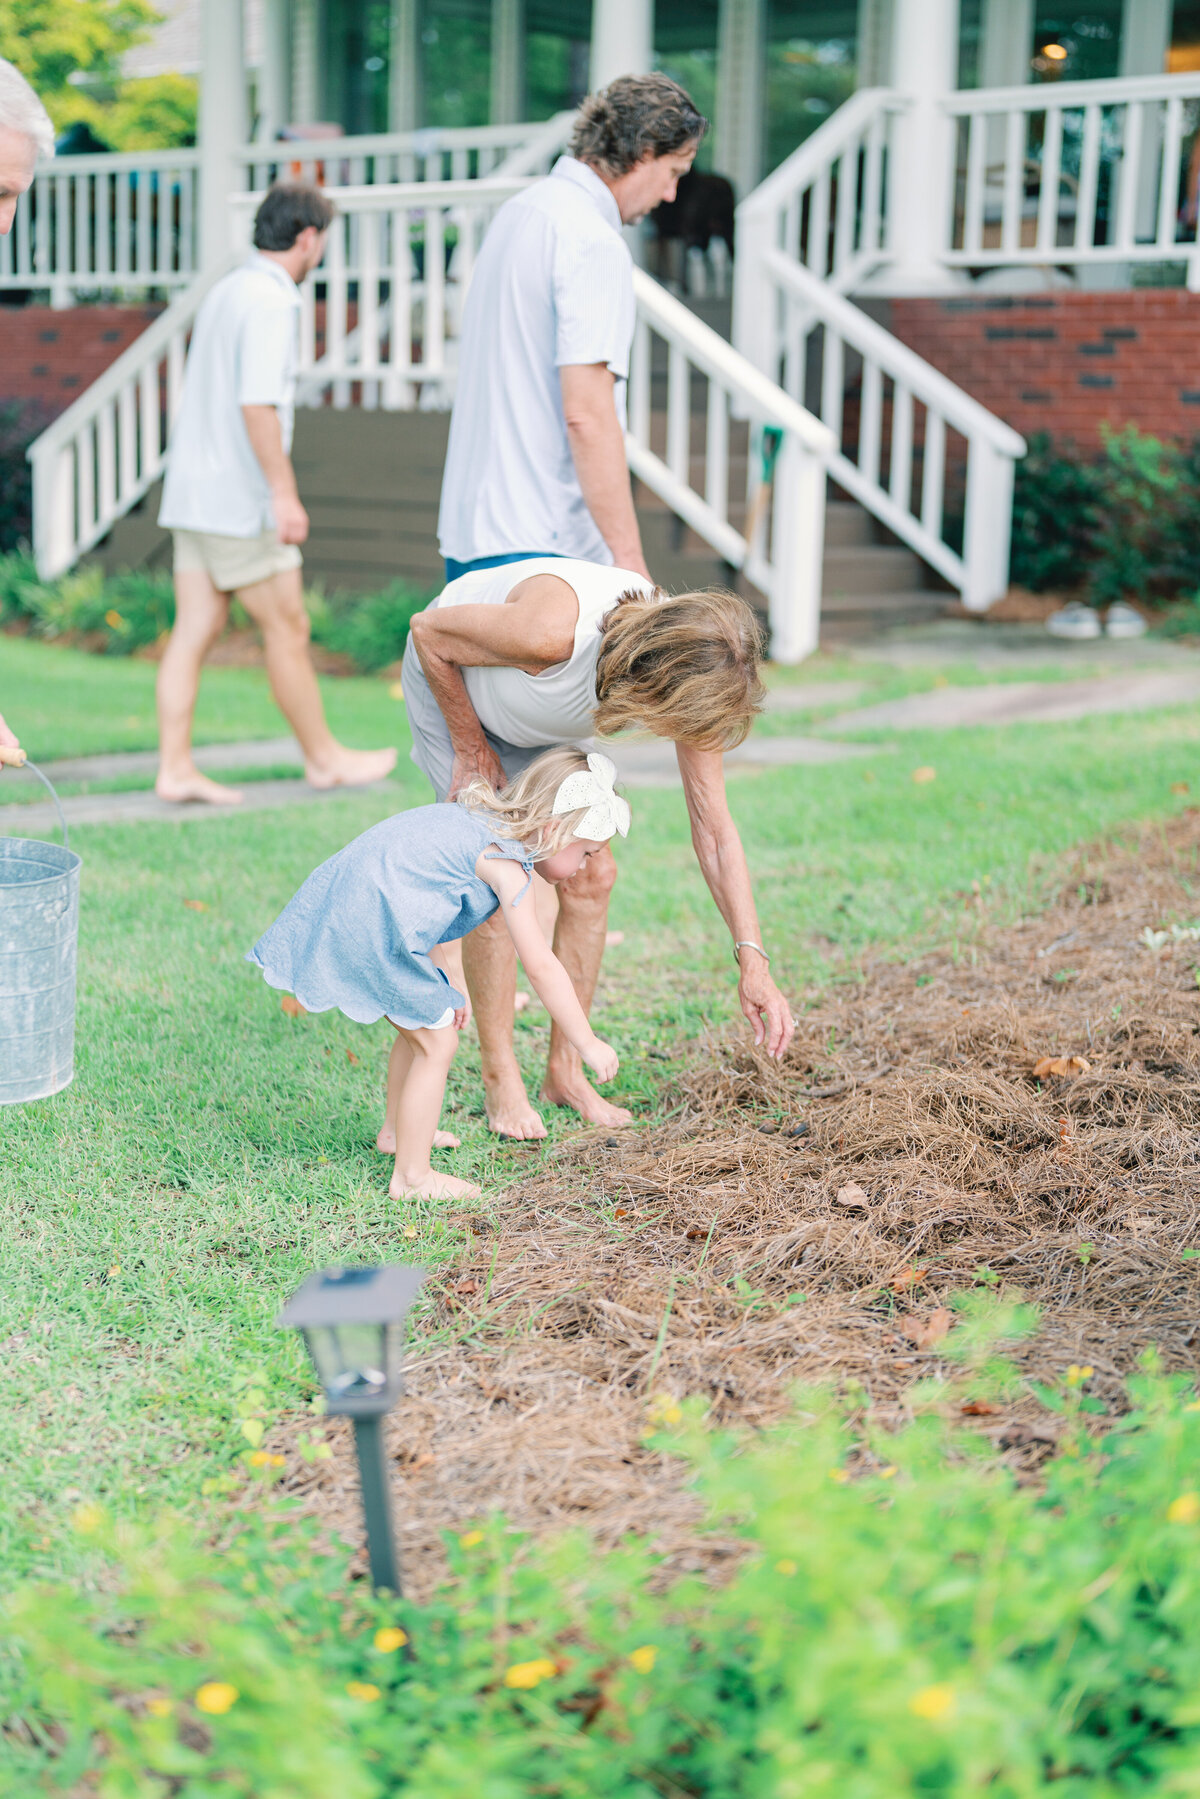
[0,0,196,149]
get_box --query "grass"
[5,637,1200,1588]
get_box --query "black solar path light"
[278,1264,425,1594]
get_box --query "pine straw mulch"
[265,809,1200,1598]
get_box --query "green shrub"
[308,581,432,673]
[6,1311,1200,1796]
[1009,430,1102,593]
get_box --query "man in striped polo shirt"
[436,74,706,586]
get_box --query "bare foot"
[376,1125,460,1153]
[305,746,397,790]
[155,770,243,806]
[389,1168,480,1200]
[541,1069,633,1129]
[482,1067,547,1140]
[514,990,532,1015]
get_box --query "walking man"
[437,74,706,583]
[156,183,396,803]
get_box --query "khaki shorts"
[173,527,302,594]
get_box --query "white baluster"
[889,383,913,515]
[768,433,825,664]
[920,409,946,545]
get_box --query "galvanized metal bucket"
[0,764,82,1105]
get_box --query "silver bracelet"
[733,940,770,966]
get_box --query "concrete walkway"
[822,668,1200,736]
[0,775,396,835]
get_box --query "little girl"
[247,746,629,1201]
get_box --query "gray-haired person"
[437,74,707,585]
[0,57,53,238]
[156,184,396,803]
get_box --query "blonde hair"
[593,587,765,751]
[457,745,628,858]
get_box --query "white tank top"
[434,558,656,749]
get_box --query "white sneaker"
[1046,601,1102,640]
[1105,601,1148,639]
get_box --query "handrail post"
[769,432,825,663]
[732,204,777,385]
[962,437,1015,613]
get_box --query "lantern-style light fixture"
[278,1263,425,1594]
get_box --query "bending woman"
[404,556,793,1139]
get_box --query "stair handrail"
[759,249,1026,610]
[628,267,836,663]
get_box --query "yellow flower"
[828,1467,850,1484]
[374,1627,408,1652]
[909,1683,956,1722]
[629,1645,657,1674]
[647,1393,682,1426]
[104,609,124,629]
[459,1530,485,1549]
[248,1450,286,1468]
[346,1681,381,1702]
[388,681,405,701]
[879,1465,898,1479]
[503,1658,557,1690]
[774,1559,797,1576]
[404,1226,418,1239]
[1185,1399,1200,1412]
[195,1682,239,1715]
[1065,1365,1095,1387]
[1168,1492,1200,1524]
[145,1697,172,1718]
[71,1503,104,1535]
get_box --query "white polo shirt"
[437,157,636,567]
[159,253,302,539]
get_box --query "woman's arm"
[559,363,650,578]
[675,742,794,1060]
[479,856,618,1080]
[409,577,579,797]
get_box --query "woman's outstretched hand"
[738,959,794,1060]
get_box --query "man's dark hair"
[253,182,335,251]
[569,74,707,177]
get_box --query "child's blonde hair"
[457,745,628,858]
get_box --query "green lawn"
[5,637,1200,1584]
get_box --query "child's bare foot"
[388,1169,480,1200]
[514,989,532,1014]
[305,746,397,790]
[155,769,243,806]
[376,1125,460,1153]
[541,1068,633,1129]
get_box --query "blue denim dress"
[247,803,533,1029]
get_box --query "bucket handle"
[0,750,70,851]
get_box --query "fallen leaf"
[911,766,937,785]
[614,1208,631,1219]
[835,1181,871,1208]
[890,1264,928,1291]
[388,681,404,701]
[899,1306,954,1349]
[960,1399,1000,1416]
[1033,1054,1091,1079]
[1172,782,1190,795]
[451,1277,479,1296]
[280,995,307,1018]
[345,1050,359,1065]
[410,1451,435,1470]
[183,899,207,912]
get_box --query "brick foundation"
[0,304,163,424]
[872,290,1200,449]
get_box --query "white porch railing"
[761,252,1025,610]
[3,115,573,305]
[0,148,202,302]
[628,270,835,662]
[945,72,1200,282]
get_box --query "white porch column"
[258,0,289,140]
[491,0,526,124]
[199,0,246,269]
[715,0,765,197]
[389,0,421,131]
[589,0,653,93]
[979,0,1032,87]
[291,0,320,125]
[871,0,961,291]
[1120,0,1171,76]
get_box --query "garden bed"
[270,810,1200,1596]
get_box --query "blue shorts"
[442,550,563,583]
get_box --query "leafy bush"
[1009,427,1200,605]
[0,403,51,556]
[308,581,431,673]
[6,1309,1200,1796]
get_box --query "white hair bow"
[551,751,631,842]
